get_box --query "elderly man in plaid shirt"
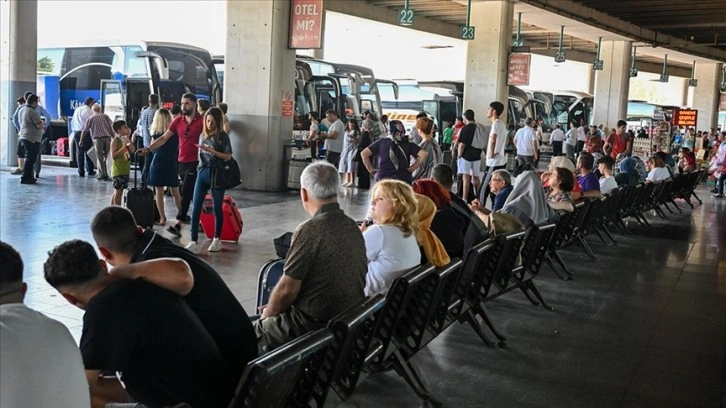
[81,105,115,180]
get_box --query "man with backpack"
[457,109,487,203]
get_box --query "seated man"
[44,240,235,408]
[489,169,514,212]
[574,152,602,201]
[1,242,90,408]
[90,206,257,382]
[255,162,367,353]
[597,155,618,195]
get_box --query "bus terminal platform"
[0,165,724,407]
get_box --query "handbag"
[212,157,242,190]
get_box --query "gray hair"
[525,117,534,127]
[493,169,511,186]
[300,162,340,200]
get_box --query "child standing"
[110,120,136,205]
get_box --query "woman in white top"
[360,179,421,297]
[645,156,671,183]
[339,119,360,187]
[306,112,320,159]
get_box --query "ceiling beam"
[517,0,726,61]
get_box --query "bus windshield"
[148,45,213,99]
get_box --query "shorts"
[457,157,481,176]
[16,141,25,158]
[113,175,129,190]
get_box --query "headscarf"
[387,120,410,171]
[616,157,638,186]
[550,156,576,172]
[414,194,450,267]
[501,171,555,227]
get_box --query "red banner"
[671,108,698,127]
[289,0,323,49]
[507,53,531,86]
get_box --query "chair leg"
[462,309,497,347]
[392,350,442,407]
[669,199,683,213]
[473,304,507,346]
[663,202,675,214]
[521,281,554,312]
[595,229,612,246]
[552,251,575,280]
[655,207,667,219]
[577,236,598,261]
[602,225,617,246]
[691,191,702,204]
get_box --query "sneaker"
[167,224,182,237]
[10,168,22,175]
[185,241,201,254]
[208,238,222,252]
[712,193,724,198]
[88,171,97,176]
[78,173,85,178]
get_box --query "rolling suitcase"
[123,152,156,228]
[200,194,243,242]
[57,137,69,156]
[256,259,284,309]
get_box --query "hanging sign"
[398,8,415,25]
[282,91,294,117]
[461,26,476,40]
[720,94,726,111]
[289,0,324,49]
[671,108,697,127]
[507,53,531,86]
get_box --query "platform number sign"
[660,74,670,83]
[461,26,476,40]
[554,51,566,63]
[629,68,638,77]
[688,78,697,87]
[592,60,604,71]
[398,8,414,26]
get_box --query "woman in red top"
[586,126,604,154]
[678,147,697,172]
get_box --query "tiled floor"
[1,165,724,407]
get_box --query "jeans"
[565,143,575,161]
[94,137,112,178]
[718,173,726,195]
[551,141,563,156]
[73,131,96,175]
[189,167,225,242]
[575,141,585,157]
[177,161,198,221]
[20,139,39,181]
[140,151,153,187]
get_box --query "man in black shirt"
[457,109,485,202]
[43,240,234,407]
[90,206,257,383]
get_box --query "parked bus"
[552,91,593,127]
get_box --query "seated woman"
[361,179,421,297]
[500,171,557,227]
[677,147,696,173]
[615,157,640,187]
[414,194,451,266]
[546,167,575,212]
[412,179,466,260]
[540,156,582,196]
[646,156,671,183]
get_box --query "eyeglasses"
[490,178,503,182]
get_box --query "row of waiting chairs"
[227,170,706,407]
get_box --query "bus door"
[422,99,439,133]
[209,58,224,104]
[100,80,125,122]
[309,75,342,123]
[126,78,153,130]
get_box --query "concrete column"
[687,62,722,132]
[1,0,37,167]
[463,0,513,125]
[681,80,690,107]
[310,7,326,60]
[592,40,632,128]
[225,0,296,192]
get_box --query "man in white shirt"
[70,97,97,177]
[550,124,565,156]
[481,101,508,205]
[575,122,588,159]
[0,241,90,408]
[565,120,578,161]
[320,109,345,169]
[597,155,618,195]
[514,117,539,168]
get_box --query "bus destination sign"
[671,108,698,127]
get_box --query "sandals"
[167,224,182,237]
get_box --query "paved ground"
[1,164,724,407]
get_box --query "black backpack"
[449,199,490,251]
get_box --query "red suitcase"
[200,194,243,242]
[57,137,69,156]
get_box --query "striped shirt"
[139,106,157,147]
[82,112,114,139]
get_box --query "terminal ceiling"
[347,0,726,77]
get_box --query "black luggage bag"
[123,152,157,228]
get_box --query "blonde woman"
[360,180,421,296]
[185,107,233,254]
[412,116,443,181]
[146,109,181,226]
